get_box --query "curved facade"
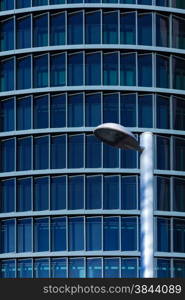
[0,0,185,278]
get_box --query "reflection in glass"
[121,259,138,278]
[68,217,84,251]
[87,258,102,278]
[86,217,102,251]
[17,219,32,252]
[85,11,101,44]
[33,55,48,88]
[50,13,65,46]
[50,54,66,87]
[120,53,136,86]
[0,179,15,213]
[103,53,118,85]
[157,177,170,211]
[34,177,49,211]
[51,217,66,251]
[68,12,83,44]
[34,218,49,252]
[156,96,170,129]
[157,218,170,252]
[51,135,66,169]
[0,18,14,51]
[120,12,136,44]
[0,98,14,132]
[103,12,118,44]
[33,14,48,47]
[104,258,119,278]
[121,217,137,251]
[104,217,119,251]
[16,16,31,49]
[138,14,152,45]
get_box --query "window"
[0,98,14,132]
[16,0,31,8]
[16,56,31,90]
[68,134,84,168]
[17,96,31,130]
[17,137,32,171]
[104,258,119,278]
[34,259,49,278]
[16,16,31,49]
[103,142,119,168]
[33,55,48,88]
[138,95,153,128]
[173,219,185,253]
[120,12,136,44]
[103,176,119,209]
[103,94,119,123]
[34,218,49,252]
[173,178,185,212]
[121,148,137,168]
[0,260,15,278]
[86,217,102,251]
[68,12,83,44]
[121,176,137,210]
[121,259,138,278]
[0,179,15,213]
[86,52,101,85]
[157,218,171,252]
[103,11,118,44]
[173,97,185,131]
[51,259,67,278]
[17,259,32,278]
[50,13,65,46]
[34,136,49,170]
[50,53,66,87]
[174,260,185,278]
[0,58,14,92]
[0,138,15,172]
[86,176,102,209]
[85,93,101,127]
[68,258,85,278]
[17,219,32,252]
[138,54,152,87]
[157,259,171,278]
[33,14,48,47]
[173,17,185,49]
[34,177,49,211]
[120,94,136,127]
[17,178,32,212]
[85,11,101,44]
[0,219,15,253]
[68,53,83,86]
[173,137,185,171]
[86,134,101,168]
[156,55,169,88]
[103,53,118,85]
[157,136,170,170]
[50,94,66,128]
[34,95,49,129]
[0,0,14,11]
[0,18,14,51]
[121,217,137,251]
[156,95,170,129]
[138,13,152,45]
[104,217,119,251]
[51,217,66,251]
[32,0,48,5]
[87,258,102,278]
[68,176,84,210]
[68,217,84,251]
[156,14,169,47]
[68,94,83,127]
[51,135,66,169]
[120,53,136,86]
[157,177,170,211]
[172,0,185,10]
[50,176,66,210]
[173,56,185,90]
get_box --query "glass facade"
[0,0,185,279]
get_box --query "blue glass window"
[0,98,14,132]
[103,176,119,209]
[103,12,118,44]
[51,217,66,251]
[156,14,169,47]
[173,17,185,49]
[16,0,31,8]
[0,260,15,278]
[51,94,66,128]
[173,178,185,212]
[104,258,119,278]
[68,217,84,251]
[157,136,170,170]
[156,55,169,88]
[173,56,185,90]
[51,135,66,169]
[51,54,66,87]
[103,53,118,85]
[34,218,49,252]
[121,148,137,168]
[157,177,170,211]
[68,94,83,127]
[138,54,152,87]
[120,0,135,2]
[174,260,185,278]
[0,138,15,172]
[85,93,101,127]
[173,97,185,131]
[86,217,102,251]
[121,217,137,251]
[157,96,170,129]
[172,0,185,9]
[87,258,102,278]
[17,259,32,278]
[17,178,32,212]
[138,95,153,128]
[103,142,119,168]
[32,0,48,5]
[86,176,102,209]
[34,136,49,170]
[103,94,119,123]
[17,137,32,171]
[120,12,136,44]
[68,134,84,168]
[0,179,15,213]
[17,96,31,130]
[0,1,14,11]
[34,95,48,129]
[33,55,48,88]
[85,11,101,44]
[51,176,66,210]
[157,259,171,278]
[51,259,67,278]
[50,13,65,46]
[173,219,185,252]
[17,219,32,252]
[33,14,48,47]
[16,16,31,49]
[0,219,15,253]
[138,0,152,3]
[17,56,31,90]
[68,12,83,44]
[34,259,49,278]
[157,218,171,252]
[0,58,14,92]
[104,217,119,251]
[68,176,84,209]
[138,13,152,45]
[68,53,83,86]
[86,52,101,85]
[173,137,185,171]
[121,176,137,210]
[156,0,169,5]
[121,259,138,278]
[120,53,136,86]
[120,94,136,127]
[0,18,14,51]
[34,177,49,211]
[68,258,85,278]
[86,134,101,168]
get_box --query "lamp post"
[94,123,154,278]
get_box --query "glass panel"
[0,98,14,132]
[157,177,170,211]
[50,54,66,87]
[103,176,119,209]
[121,259,138,278]
[68,135,84,168]
[120,12,136,44]
[86,135,101,168]
[51,176,66,210]
[68,258,85,278]
[120,53,136,86]
[104,258,119,278]
[0,139,15,172]
[173,137,185,171]
[16,0,31,8]
[51,135,66,169]
[33,14,48,47]
[16,16,31,49]
[156,95,170,129]
[173,17,185,49]
[103,12,118,44]
[0,18,14,51]
[121,176,137,210]
[120,94,136,127]
[157,218,171,252]
[68,94,83,127]
[156,14,169,47]
[0,179,15,213]
[34,218,49,252]
[86,217,102,250]
[103,53,118,85]
[157,259,171,278]
[32,0,48,5]
[173,97,185,131]
[33,55,48,88]
[34,177,49,211]
[138,54,152,87]
[173,219,185,253]
[138,95,153,128]
[17,178,32,212]
[17,259,32,278]
[50,0,65,3]
[173,56,185,90]
[50,13,65,46]
[121,217,137,251]
[85,11,101,44]
[68,12,83,44]
[0,58,14,92]
[103,94,119,123]
[86,53,101,85]
[51,94,66,128]
[87,258,102,278]
[138,0,152,3]
[17,137,31,171]
[17,219,32,252]
[68,176,84,210]
[138,14,152,45]
[103,143,119,168]
[0,219,15,253]
[121,148,137,168]
[173,178,185,212]
[68,217,84,251]
[68,53,83,86]
[86,176,102,209]
[51,217,66,251]
[174,260,185,278]
[104,217,119,251]
[0,0,14,11]
[85,93,101,127]
[17,97,31,130]
[34,259,49,278]
[0,260,15,278]
[34,95,48,129]
[156,0,169,5]
[172,0,185,9]
[157,136,170,170]
[34,136,49,170]
[51,259,67,278]
[156,55,169,88]
[17,56,31,90]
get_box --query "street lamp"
[94,123,154,278]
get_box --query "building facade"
[0,0,185,278]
